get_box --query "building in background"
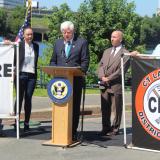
[0,0,24,8]
[26,0,38,8]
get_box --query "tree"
[7,6,25,36]
[0,8,8,36]
[140,16,160,47]
[76,0,142,58]
[45,0,143,85]
[75,0,142,84]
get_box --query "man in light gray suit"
[98,30,136,136]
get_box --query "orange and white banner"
[132,57,160,150]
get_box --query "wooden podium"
[41,66,84,147]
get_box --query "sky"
[36,0,159,17]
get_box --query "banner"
[132,57,160,150]
[0,45,14,116]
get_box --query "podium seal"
[47,78,72,104]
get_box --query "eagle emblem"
[51,81,68,99]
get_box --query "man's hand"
[102,76,110,82]
[130,51,140,56]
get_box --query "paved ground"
[1,113,160,160]
[1,92,160,160]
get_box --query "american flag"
[15,0,32,42]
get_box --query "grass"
[32,17,49,29]
[33,88,100,97]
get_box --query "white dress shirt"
[21,42,35,73]
[111,44,122,57]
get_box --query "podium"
[41,66,84,147]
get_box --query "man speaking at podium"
[50,21,89,140]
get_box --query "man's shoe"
[99,129,112,136]
[106,129,119,136]
[72,133,78,142]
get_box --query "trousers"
[14,72,36,124]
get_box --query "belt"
[20,72,35,76]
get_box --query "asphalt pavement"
[1,92,160,160]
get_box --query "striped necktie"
[111,47,116,57]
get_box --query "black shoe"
[0,132,6,137]
[106,129,119,136]
[24,124,30,132]
[13,124,17,132]
[99,128,112,136]
[72,135,78,142]
[72,132,78,142]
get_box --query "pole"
[79,77,86,142]
[16,43,20,139]
[30,0,32,27]
[121,55,127,147]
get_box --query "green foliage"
[134,44,146,53]
[46,0,142,85]
[38,42,53,84]
[32,17,49,28]
[7,6,25,35]
[76,0,142,57]
[33,88,100,96]
[48,4,74,44]
[140,16,160,46]
[0,8,8,36]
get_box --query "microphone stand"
[79,77,86,143]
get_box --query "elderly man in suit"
[50,21,89,140]
[98,30,132,136]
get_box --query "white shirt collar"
[64,37,73,45]
[111,44,122,56]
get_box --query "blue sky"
[36,0,159,17]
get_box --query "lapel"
[108,47,123,68]
[20,41,25,63]
[32,42,38,64]
[60,41,66,58]
[105,48,113,67]
[66,36,77,59]
[67,41,75,59]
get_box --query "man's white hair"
[60,21,74,32]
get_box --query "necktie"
[65,41,71,58]
[108,47,116,65]
[111,47,116,57]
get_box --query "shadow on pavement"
[81,127,132,148]
[2,122,132,148]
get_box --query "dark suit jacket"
[98,46,129,94]
[50,35,89,73]
[14,41,39,78]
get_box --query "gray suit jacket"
[98,47,129,94]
